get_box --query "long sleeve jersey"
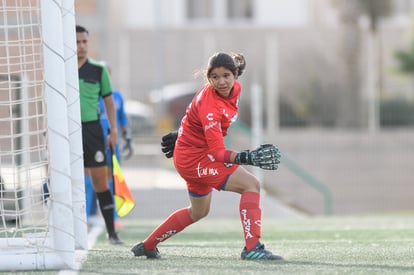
[177,81,241,163]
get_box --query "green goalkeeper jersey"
[78,59,112,122]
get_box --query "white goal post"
[0,0,87,270]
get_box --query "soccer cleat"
[241,242,283,260]
[108,232,124,245]
[131,242,161,259]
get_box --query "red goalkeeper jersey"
[176,81,241,163]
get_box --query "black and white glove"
[122,128,133,160]
[161,130,178,158]
[234,144,281,170]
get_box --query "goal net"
[0,0,87,270]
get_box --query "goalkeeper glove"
[161,130,178,158]
[122,128,133,160]
[234,144,281,170]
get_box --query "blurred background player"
[76,25,123,244]
[84,62,133,230]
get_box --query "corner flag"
[112,154,135,217]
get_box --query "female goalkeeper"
[131,52,282,260]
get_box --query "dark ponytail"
[231,52,246,77]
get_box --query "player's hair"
[206,52,246,78]
[76,25,89,34]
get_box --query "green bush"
[380,99,414,127]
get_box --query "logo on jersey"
[221,108,238,125]
[230,113,238,124]
[207,154,215,162]
[205,121,218,131]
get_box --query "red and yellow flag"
[112,155,135,217]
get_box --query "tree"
[332,0,392,129]
[334,0,364,128]
[395,44,414,73]
[359,0,392,133]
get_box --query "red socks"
[143,193,261,252]
[239,191,262,251]
[144,208,193,250]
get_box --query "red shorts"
[174,143,238,196]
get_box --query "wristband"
[235,150,250,165]
[224,150,232,163]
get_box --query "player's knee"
[244,178,261,193]
[189,208,209,222]
[252,179,261,192]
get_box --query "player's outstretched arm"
[234,144,281,170]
